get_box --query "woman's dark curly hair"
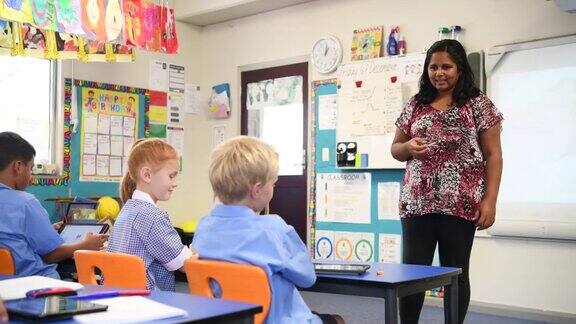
[416,39,480,107]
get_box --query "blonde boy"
[192,136,343,324]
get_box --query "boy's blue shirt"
[0,182,63,278]
[192,204,322,324]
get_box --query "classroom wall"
[34,21,203,224]
[180,0,576,315]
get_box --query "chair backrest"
[0,247,15,275]
[184,259,271,324]
[74,250,147,289]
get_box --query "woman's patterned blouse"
[395,93,503,220]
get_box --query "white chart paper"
[97,135,110,155]
[109,156,123,177]
[318,94,337,130]
[316,173,371,224]
[378,182,401,220]
[110,135,123,156]
[379,233,401,264]
[83,133,98,155]
[315,230,335,260]
[96,155,109,176]
[82,155,96,176]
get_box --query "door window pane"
[246,76,304,176]
[260,104,303,175]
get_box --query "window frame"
[48,60,59,167]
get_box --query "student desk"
[303,262,461,324]
[5,284,262,324]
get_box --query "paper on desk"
[74,296,187,323]
[0,276,84,301]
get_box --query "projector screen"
[487,38,576,223]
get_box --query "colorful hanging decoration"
[160,6,177,54]
[81,0,105,41]
[0,0,33,24]
[31,0,56,31]
[104,0,123,43]
[55,0,84,34]
[30,78,72,186]
[0,19,13,52]
[54,32,79,59]
[22,23,48,57]
[1,0,177,60]
[142,0,160,51]
[113,43,130,55]
[10,20,24,55]
[123,0,144,47]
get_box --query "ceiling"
[175,0,317,26]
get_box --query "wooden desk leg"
[384,288,398,324]
[448,275,459,324]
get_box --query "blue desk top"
[1,280,262,323]
[314,261,461,287]
[80,285,261,323]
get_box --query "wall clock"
[311,36,342,74]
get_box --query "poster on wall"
[377,182,400,220]
[149,60,168,91]
[315,230,335,260]
[168,63,184,126]
[316,172,371,224]
[148,90,167,138]
[379,233,401,264]
[208,83,230,118]
[146,88,186,171]
[79,84,139,182]
[334,231,375,262]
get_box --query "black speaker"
[467,51,486,92]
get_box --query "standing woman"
[391,39,503,324]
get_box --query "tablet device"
[313,263,370,275]
[5,296,108,320]
[58,223,109,244]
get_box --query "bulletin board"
[77,82,142,182]
[27,79,147,221]
[336,53,425,169]
[310,79,405,264]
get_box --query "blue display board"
[311,79,405,262]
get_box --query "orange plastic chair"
[0,247,15,275]
[74,250,147,289]
[184,259,271,324]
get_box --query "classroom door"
[241,62,309,243]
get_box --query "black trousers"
[400,214,476,324]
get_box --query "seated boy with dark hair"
[0,132,107,278]
[192,136,344,324]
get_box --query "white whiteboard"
[336,53,425,169]
[487,35,576,226]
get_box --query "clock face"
[312,36,342,74]
[359,34,374,52]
